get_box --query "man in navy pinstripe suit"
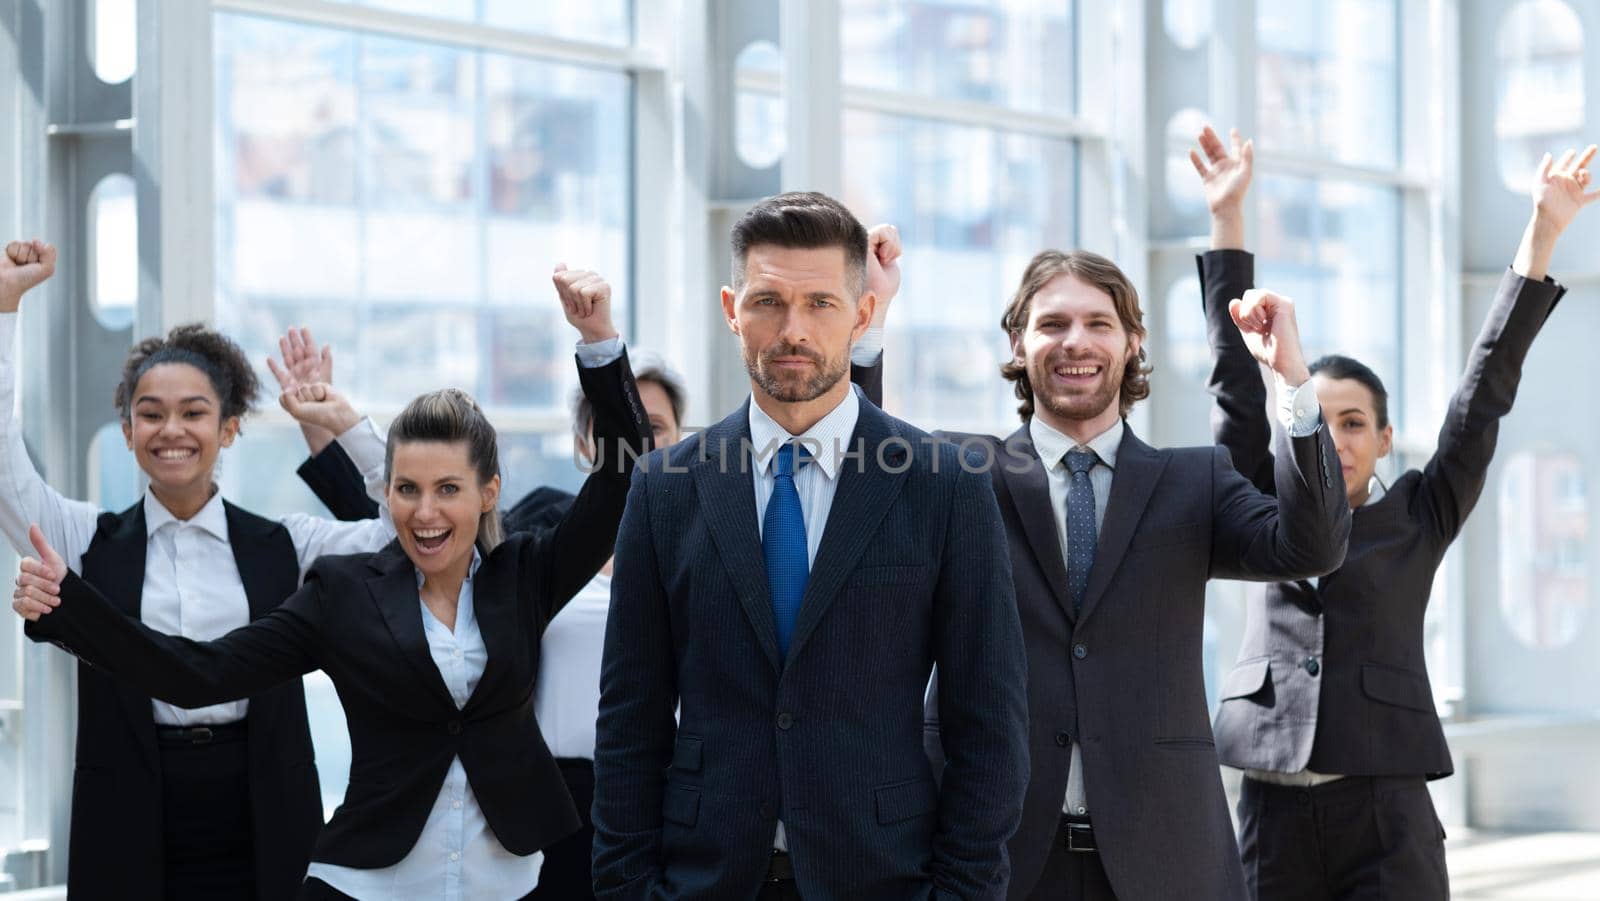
[592,193,1029,900]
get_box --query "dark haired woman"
[1188,127,1597,899]
[12,264,650,899]
[0,239,407,899]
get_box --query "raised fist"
[279,382,361,438]
[1229,288,1310,387]
[553,263,619,344]
[1,240,58,313]
[865,223,902,327]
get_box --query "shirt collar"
[1364,477,1386,506]
[142,487,229,542]
[747,385,861,481]
[413,546,484,589]
[1030,416,1124,473]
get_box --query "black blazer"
[1200,250,1563,778]
[29,351,651,870]
[296,360,887,526]
[923,419,1349,901]
[63,501,318,901]
[592,392,1029,900]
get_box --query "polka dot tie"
[1064,448,1099,617]
[763,442,812,659]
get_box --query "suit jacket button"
[760,802,776,819]
[1055,731,1070,747]
[447,720,463,735]
[1073,644,1088,660]
[1303,658,1321,677]
[777,712,795,730]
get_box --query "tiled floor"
[1447,830,1600,899]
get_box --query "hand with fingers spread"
[865,223,903,327]
[1229,288,1311,387]
[268,327,342,453]
[1189,125,1254,250]
[12,525,66,622]
[1,239,59,313]
[279,382,361,439]
[1516,144,1600,280]
[552,264,619,344]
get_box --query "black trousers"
[158,730,255,900]
[1238,775,1449,901]
[1027,819,1116,900]
[529,756,596,900]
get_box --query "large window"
[838,0,1079,435]
[213,11,631,510]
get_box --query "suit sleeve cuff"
[334,417,387,474]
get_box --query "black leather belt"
[156,722,248,746]
[766,850,795,883]
[1060,815,1096,853]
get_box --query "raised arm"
[1210,290,1350,581]
[1191,126,1276,492]
[848,223,902,409]
[1417,145,1596,540]
[15,526,322,708]
[269,327,381,521]
[0,241,102,570]
[525,264,652,619]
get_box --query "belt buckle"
[187,727,214,745]
[1065,822,1096,853]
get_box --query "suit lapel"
[366,542,458,711]
[691,405,784,672]
[994,425,1074,620]
[786,402,910,663]
[463,547,515,713]
[223,501,297,622]
[1077,427,1168,626]
[83,504,164,772]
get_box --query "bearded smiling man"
[592,192,1029,900]
[857,249,1352,901]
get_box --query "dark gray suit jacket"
[1201,250,1564,778]
[592,391,1029,900]
[924,418,1349,901]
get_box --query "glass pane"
[91,0,136,84]
[1256,175,1401,401]
[1495,0,1586,191]
[215,12,631,421]
[1257,0,1398,168]
[1499,450,1590,649]
[841,0,1074,113]
[88,173,137,331]
[842,110,1075,434]
[1165,0,1211,50]
[735,41,785,170]
[338,0,631,46]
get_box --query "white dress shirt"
[747,385,862,851]
[307,550,545,899]
[535,571,611,759]
[1030,381,1322,817]
[0,312,396,725]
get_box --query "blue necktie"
[1064,449,1099,617]
[763,442,812,658]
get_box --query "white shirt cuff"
[850,326,884,367]
[1276,377,1323,437]
[334,417,388,473]
[575,336,625,368]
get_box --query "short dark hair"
[1309,354,1390,429]
[729,191,868,298]
[114,324,262,428]
[572,352,687,447]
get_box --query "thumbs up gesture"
[1,240,58,313]
[553,264,619,344]
[12,525,67,622]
